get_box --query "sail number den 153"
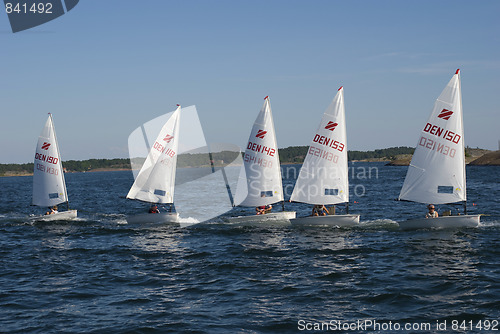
[312,134,345,152]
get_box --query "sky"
[1,0,499,163]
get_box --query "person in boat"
[45,206,58,215]
[425,204,438,218]
[256,204,272,215]
[148,204,160,214]
[256,192,272,215]
[312,205,328,216]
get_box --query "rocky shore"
[386,149,499,166]
[468,150,500,166]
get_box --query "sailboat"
[32,114,77,221]
[289,87,360,226]
[229,96,296,224]
[397,69,480,230]
[126,105,181,224]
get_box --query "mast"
[126,105,181,204]
[456,69,467,214]
[233,96,285,208]
[49,113,70,210]
[398,70,466,205]
[266,96,287,213]
[290,86,349,207]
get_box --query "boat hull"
[398,214,480,230]
[227,211,296,226]
[33,210,78,221]
[126,212,179,224]
[291,214,360,227]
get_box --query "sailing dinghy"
[397,69,480,230]
[229,96,296,225]
[32,114,77,221]
[289,87,359,227]
[126,105,181,224]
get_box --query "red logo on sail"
[41,142,51,150]
[163,134,174,143]
[256,130,267,139]
[437,109,453,120]
[325,121,338,131]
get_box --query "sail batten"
[127,106,181,204]
[290,87,349,205]
[398,70,466,205]
[32,114,69,207]
[233,97,284,207]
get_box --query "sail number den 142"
[244,141,276,168]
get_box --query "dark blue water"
[1,163,499,333]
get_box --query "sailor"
[425,204,438,218]
[256,192,272,215]
[148,205,160,214]
[256,204,272,215]
[312,205,328,216]
[45,206,58,215]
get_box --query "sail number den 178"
[153,141,176,157]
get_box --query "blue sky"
[1,0,499,163]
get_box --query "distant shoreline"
[1,160,391,178]
[386,149,497,166]
[2,147,497,177]
[0,168,132,178]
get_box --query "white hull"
[227,211,296,226]
[290,214,360,227]
[126,212,179,224]
[399,214,480,230]
[33,210,78,222]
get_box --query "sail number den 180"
[35,153,58,165]
[35,153,60,175]
[36,163,59,175]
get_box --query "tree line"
[278,146,415,162]
[1,147,418,176]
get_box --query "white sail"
[127,105,181,203]
[233,97,284,207]
[290,86,349,205]
[399,69,466,204]
[32,114,69,207]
